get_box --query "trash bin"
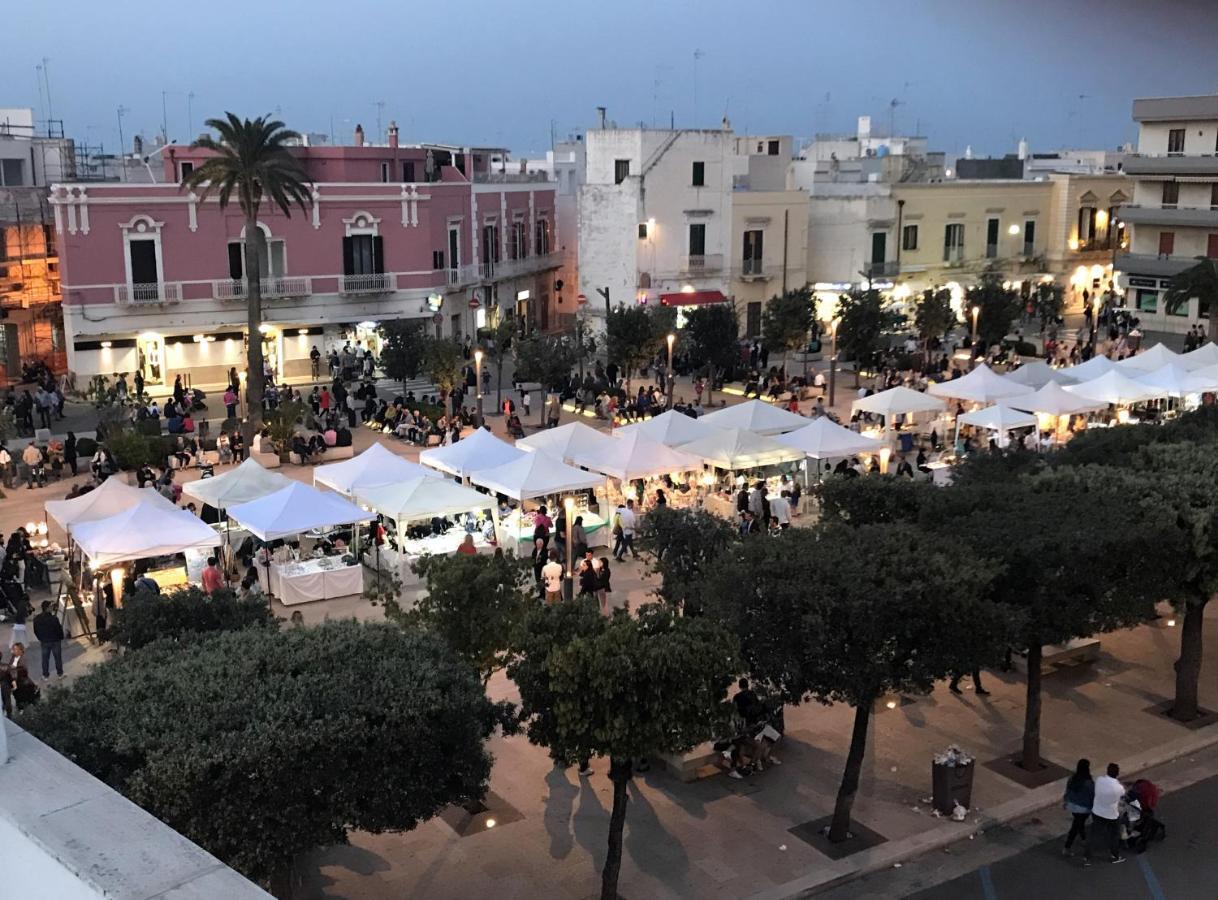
[932,746,975,816]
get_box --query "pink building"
[52,130,562,386]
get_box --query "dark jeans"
[614,533,636,560]
[1086,815,1121,860]
[41,640,63,677]
[1065,812,1089,848]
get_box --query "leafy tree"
[25,622,508,889]
[913,287,958,357]
[681,302,740,404]
[1163,257,1218,334]
[965,271,1022,347]
[703,524,1006,843]
[111,585,275,650]
[835,288,904,385]
[816,474,931,526]
[761,287,816,372]
[508,600,738,900]
[423,336,465,415]
[183,114,312,443]
[513,332,577,391]
[263,399,309,456]
[1029,282,1064,329]
[379,319,429,390]
[383,551,532,684]
[635,506,739,614]
[606,304,672,388]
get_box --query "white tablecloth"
[268,559,364,605]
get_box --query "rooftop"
[1132,94,1218,122]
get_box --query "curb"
[749,720,1218,900]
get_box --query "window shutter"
[342,236,355,276]
[372,236,385,274]
[228,243,244,280]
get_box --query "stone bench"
[289,445,355,466]
[250,449,281,469]
[654,741,724,783]
[1014,637,1101,674]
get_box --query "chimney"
[1017,137,1029,161]
[596,106,607,129]
[133,134,144,156]
[354,123,364,147]
[857,115,872,140]
[388,121,399,149]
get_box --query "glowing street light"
[474,348,484,425]
[666,333,676,409]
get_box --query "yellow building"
[728,189,809,337]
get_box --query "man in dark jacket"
[32,601,65,678]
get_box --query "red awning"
[659,290,728,307]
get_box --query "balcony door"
[128,239,158,285]
[871,232,887,267]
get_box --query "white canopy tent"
[353,477,493,524]
[927,363,1033,403]
[181,457,293,510]
[571,430,704,480]
[314,441,440,495]
[1136,362,1218,398]
[957,404,1039,432]
[698,399,809,435]
[1115,342,1181,373]
[227,482,373,542]
[774,416,885,459]
[420,428,525,478]
[1181,342,1218,371]
[613,410,722,447]
[71,499,220,566]
[852,386,947,418]
[470,451,606,501]
[1064,370,1166,406]
[678,428,805,470]
[1003,360,1078,389]
[1010,381,1105,417]
[517,421,616,463]
[1066,355,1116,382]
[46,477,178,534]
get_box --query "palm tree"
[1164,258,1218,339]
[182,113,312,441]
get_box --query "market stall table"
[269,556,364,606]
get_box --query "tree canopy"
[379,319,429,387]
[682,303,740,399]
[513,332,577,390]
[1163,257,1218,330]
[835,288,904,375]
[110,585,275,651]
[761,287,816,356]
[423,336,465,412]
[913,287,958,348]
[635,505,739,614]
[965,271,1022,346]
[606,304,674,384]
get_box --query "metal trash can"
[932,746,975,815]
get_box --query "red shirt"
[201,565,224,594]
[456,542,477,556]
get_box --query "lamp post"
[1091,294,1103,349]
[828,317,840,409]
[473,348,484,426]
[666,332,676,409]
[970,305,980,343]
[563,495,575,601]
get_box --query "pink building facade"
[52,140,561,386]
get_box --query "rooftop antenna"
[187,91,195,140]
[41,57,54,126]
[34,63,47,128]
[116,105,129,176]
[888,98,903,138]
[692,49,705,127]
[161,90,169,143]
[375,100,386,143]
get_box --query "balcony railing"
[742,257,765,277]
[214,276,312,301]
[865,261,899,277]
[446,265,479,286]
[115,282,180,305]
[491,252,562,279]
[479,259,498,280]
[340,272,396,295]
[681,253,724,274]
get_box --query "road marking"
[979,865,998,900]
[1138,856,1167,900]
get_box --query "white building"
[1118,94,1218,332]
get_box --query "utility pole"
[161,90,169,144]
[187,91,195,140]
[596,286,611,319]
[116,105,129,180]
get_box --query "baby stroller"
[1124,779,1166,853]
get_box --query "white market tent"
[699,399,809,435]
[1181,342,1218,371]
[613,409,721,447]
[227,482,373,542]
[71,499,220,566]
[1010,381,1105,417]
[420,428,524,478]
[852,386,947,418]
[774,416,885,459]
[927,363,1033,403]
[957,404,1039,432]
[353,477,493,524]
[1115,342,1181,373]
[678,428,805,470]
[1066,354,1116,381]
[571,430,704,480]
[516,421,616,463]
[181,457,293,510]
[1136,362,1218,398]
[1003,360,1078,389]
[45,477,179,533]
[1064,370,1166,406]
[314,441,440,495]
[470,451,605,501]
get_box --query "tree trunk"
[1172,597,1209,721]
[706,365,716,406]
[601,757,632,900]
[828,700,872,842]
[1021,643,1043,770]
[243,214,266,448]
[496,359,504,412]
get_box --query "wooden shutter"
[372,236,385,274]
[227,243,243,279]
[342,236,355,276]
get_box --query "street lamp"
[828,317,840,408]
[563,495,575,601]
[666,332,676,409]
[970,305,980,343]
[473,349,484,425]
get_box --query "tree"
[965,271,1022,347]
[816,473,931,526]
[379,319,428,390]
[384,551,532,684]
[681,302,739,404]
[913,287,958,360]
[761,287,816,374]
[423,336,464,415]
[263,398,309,457]
[1163,257,1218,335]
[111,585,275,651]
[183,114,312,444]
[606,304,672,388]
[1029,282,1064,330]
[635,506,739,614]
[508,601,738,900]
[513,332,577,391]
[479,317,517,411]
[703,524,1006,843]
[24,622,508,890]
[835,289,904,386]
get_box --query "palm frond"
[1164,258,1218,316]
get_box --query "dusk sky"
[11,0,1218,160]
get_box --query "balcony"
[1115,252,1196,280]
[1117,205,1218,229]
[491,251,562,280]
[865,261,899,277]
[115,282,180,305]
[214,276,312,301]
[446,265,479,286]
[1121,155,1218,177]
[340,273,396,295]
[681,253,724,275]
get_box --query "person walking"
[1062,758,1094,858]
[201,557,225,594]
[1085,762,1126,867]
[948,667,990,695]
[32,601,65,679]
[596,556,612,616]
[64,431,78,477]
[542,550,564,605]
[615,500,639,561]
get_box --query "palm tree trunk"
[243,214,266,446]
[828,699,872,842]
[1021,643,1043,770]
[601,758,632,900]
[1172,597,1208,721]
